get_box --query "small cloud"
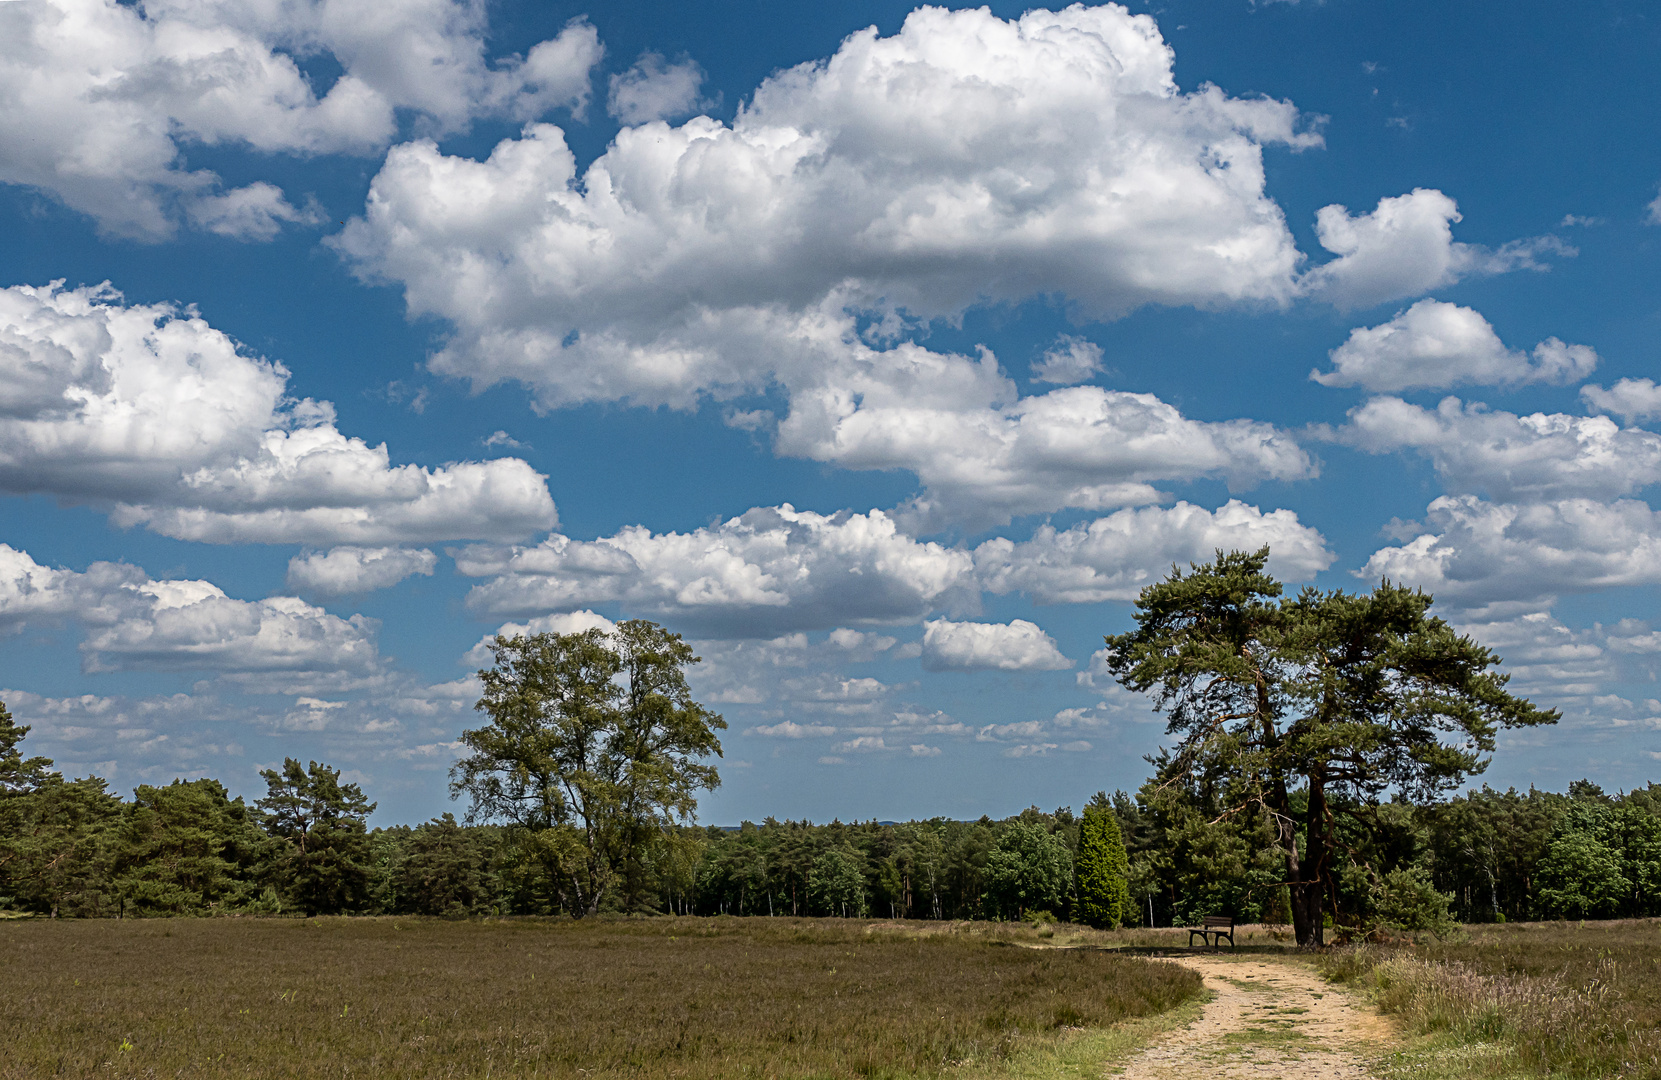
[1559,214,1602,228]
[833,735,888,753]
[725,409,774,432]
[817,755,846,766]
[1031,335,1104,385]
[909,743,942,757]
[483,430,526,449]
[1001,743,1058,758]
[751,721,837,738]
[1386,116,1411,131]
[608,52,710,125]
[1060,740,1092,752]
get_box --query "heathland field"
[0,916,1201,1080]
[1324,919,1661,1079]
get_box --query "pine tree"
[1074,796,1129,929]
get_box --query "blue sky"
[4,0,1661,824]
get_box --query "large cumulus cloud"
[0,0,602,238]
[0,543,383,689]
[0,282,556,545]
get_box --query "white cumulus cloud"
[0,543,383,686]
[1031,336,1105,385]
[607,52,706,124]
[920,618,1071,672]
[1300,189,1569,310]
[337,4,1322,411]
[0,0,602,238]
[0,282,557,545]
[1582,378,1661,425]
[286,546,438,596]
[1361,495,1661,611]
[454,505,976,637]
[1333,397,1661,502]
[1312,300,1598,391]
[974,500,1333,604]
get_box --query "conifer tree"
[1075,796,1129,929]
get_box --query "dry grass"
[0,916,1202,1080]
[1321,919,1661,1079]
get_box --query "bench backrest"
[1202,915,1234,929]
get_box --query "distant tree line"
[3,565,1658,931]
[4,690,1659,926]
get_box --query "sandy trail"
[1109,952,1393,1079]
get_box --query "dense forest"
[4,701,1657,929]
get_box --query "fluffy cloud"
[1334,397,1661,502]
[975,500,1333,604]
[920,618,1071,672]
[607,52,706,125]
[186,182,326,241]
[0,0,602,238]
[780,357,1314,529]
[1457,612,1614,702]
[0,543,382,685]
[688,629,905,711]
[1301,189,1569,310]
[338,3,1322,410]
[455,505,976,637]
[1312,300,1598,391]
[333,6,1361,527]
[0,282,556,544]
[1031,336,1105,385]
[1361,495,1661,610]
[1582,378,1661,425]
[286,546,437,596]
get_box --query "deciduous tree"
[452,620,725,917]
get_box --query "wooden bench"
[1187,914,1236,949]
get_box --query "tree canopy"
[1103,548,1556,945]
[451,619,726,916]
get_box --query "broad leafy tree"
[1103,549,1555,945]
[256,758,376,915]
[982,819,1071,919]
[452,620,725,917]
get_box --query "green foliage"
[392,814,501,916]
[451,619,725,916]
[1533,804,1648,920]
[1075,797,1129,929]
[1371,867,1457,936]
[113,779,271,915]
[1102,548,1556,945]
[807,846,866,917]
[256,758,376,916]
[982,819,1071,919]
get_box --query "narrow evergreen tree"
[1075,796,1129,929]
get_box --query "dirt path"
[1108,953,1394,1079]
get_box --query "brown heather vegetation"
[1322,919,1661,1079]
[0,916,1201,1080]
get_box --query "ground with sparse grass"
[1321,919,1661,1080]
[0,916,1202,1080]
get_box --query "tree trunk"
[1271,779,1316,947]
[1293,777,1330,947]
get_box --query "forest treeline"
[4,698,1658,927]
[4,557,1655,932]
